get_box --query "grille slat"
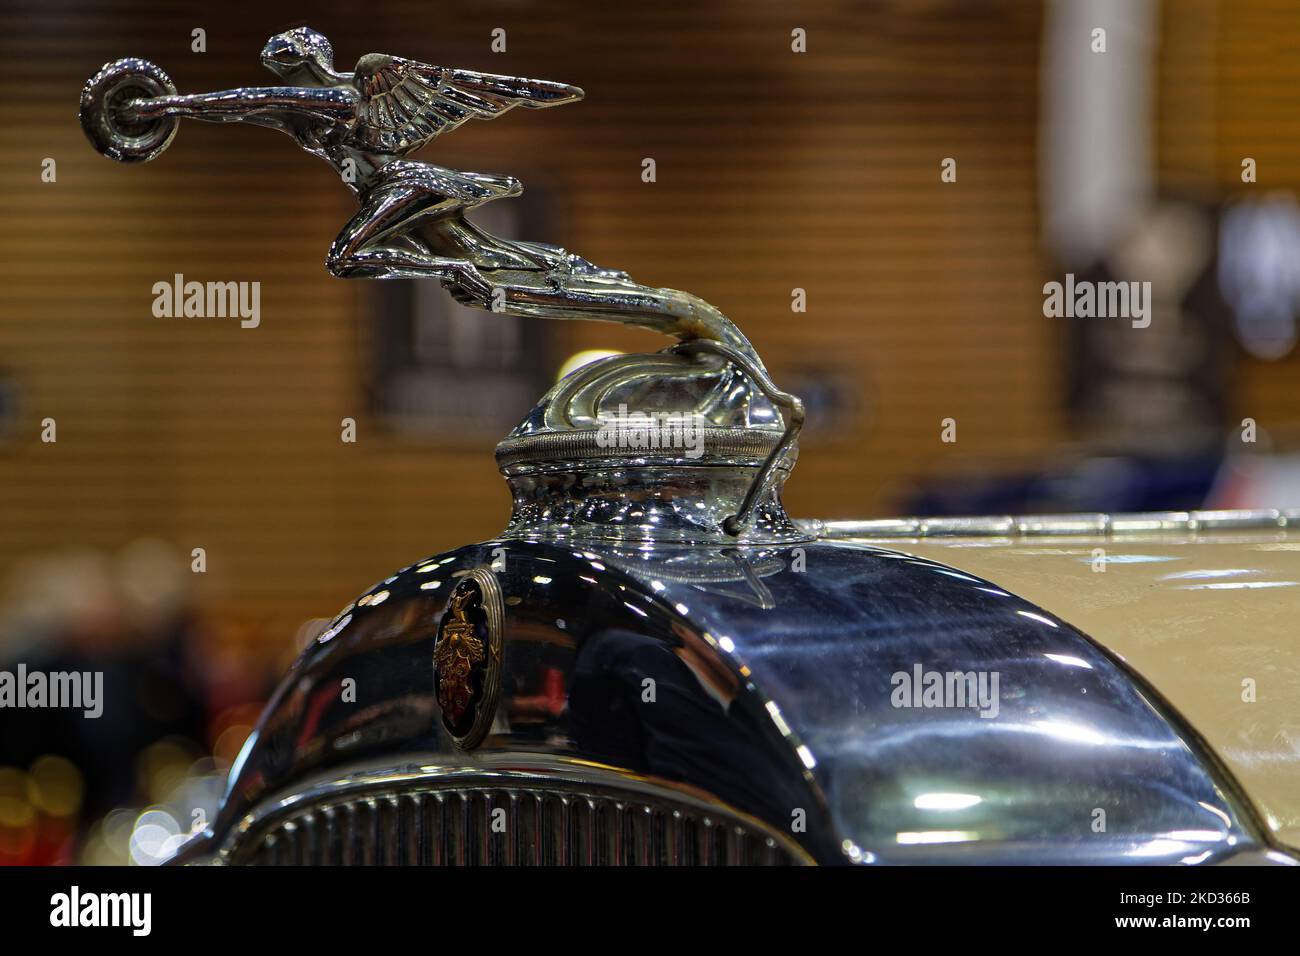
[559,796,572,866]
[431,792,445,866]
[340,803,356,866]
[400,794,418,865]
[240,782,800,866]
[462,794,472,864]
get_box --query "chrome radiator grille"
[235,786,801,866]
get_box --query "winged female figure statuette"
[82,26,759,360]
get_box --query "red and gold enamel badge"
[433,567,503,749]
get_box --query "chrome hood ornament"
[81,26,804,543]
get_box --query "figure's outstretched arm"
[122,87,355,127]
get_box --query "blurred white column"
[1040,0,1159,268]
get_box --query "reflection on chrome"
[1017,610,1059,628]
[795,745,817,770]
[1198,801,1234,828]
[315,614,350,644]
[897,830,980,845]
[927,568,984,583]
[765,701,793,736]
[1163,830,1229,842]
[1032,720,1109,746]
[1128,831,1229,858]
[914,792,983,811]
[1043,653,1092,669]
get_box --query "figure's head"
[261,27,338,84]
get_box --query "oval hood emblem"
[433,567,504,750]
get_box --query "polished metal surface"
[670,340,804,535]
[496,340,803,540]
[79,58,179,162]
[173,536,1286,865]
[499,460,809,546]
[809,508,1300,540]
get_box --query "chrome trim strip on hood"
[806,509,1300,539]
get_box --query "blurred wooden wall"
[2,0,1293,655]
